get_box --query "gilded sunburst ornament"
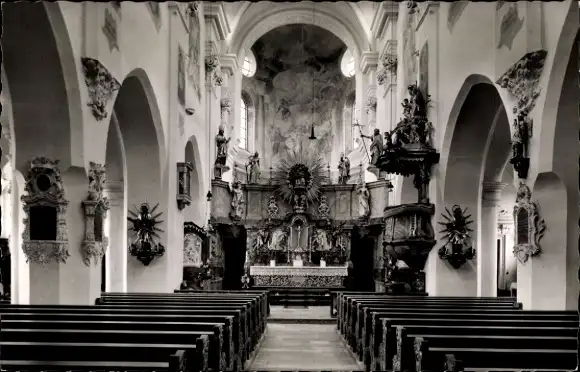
[271,149,328,205]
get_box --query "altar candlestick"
[327,164,331,184]
[269,166,273,185]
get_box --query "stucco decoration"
[513,182,546,264]
[82,162,110,266]
[102,8,119,52]
[447,2,469,33]
[377,54,397,86]
[81,57,121,121]
[21,158,70,266]
[186,2,202,101]
[220,98,232,117]
[184,232,203,267]
[267,196,279,221]
[496,3,524,50]
[365,97,377,115]
[496,50,547,115]
[250,25,352,164]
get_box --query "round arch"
[440,74,512,188]
[438,80,510,296]
[230,3,368,63]
[108,68,168,293]
[2,2,84,172]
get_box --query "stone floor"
[245,307,364,371]
[268,305,332,320]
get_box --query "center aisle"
[245,306,364,371]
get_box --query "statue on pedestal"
[338,153,351,185]
[360,128,384,165]
[246,152,261,184]
[214,126,231,179]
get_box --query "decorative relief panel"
[186,2,201,101]
[184,232,203,267]
[82,162,110,266]
[102,8,118,51]
[81,57,121,121]
[513,182,546,264]
[21,158,69,266]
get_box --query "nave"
[0,290,577,371]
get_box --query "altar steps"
[253,287,338,307]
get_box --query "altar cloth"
[250,265,348,287]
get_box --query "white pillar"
[104,181,127,293]
[478,181,507,297]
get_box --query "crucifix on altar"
[288,215,310,266]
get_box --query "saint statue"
[361,128,384,165]
[408,83,427,118]
[230,181,245,219]
[215,127,231,166]
[357,182,371,218]
[246,152,261,184]
[338,153,351,185]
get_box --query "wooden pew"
[1,321,225,372]
[97,296,265,340]
[337,293,516,335]
[350,300,519,350]
[340,295,517,337]
[99,292,267,339]
[0,340,206,372]
[413,335,578,371]
[393,325,578,371]
[372,314,578,371]
[0,305,247,369]
[1,312,238,372]
[350,302,523,353]
[94,298,260,356]
[358,307,577,358]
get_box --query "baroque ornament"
[21,157,70,266]
[496,50,547,115]
[81,57,121,121]
[513,182,546,264]
[82,162,110,266]
[437,205,476,269]
[267,196,279,221]
[365,97,377,114]
[317,195,331,221]
[127,203,165,266]
[271,149,328,213]
[205,56,219,74]
[377,54,398,86]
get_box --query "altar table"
[249,265,348,288]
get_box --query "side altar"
[250,265,348,288]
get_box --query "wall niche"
[21,157,69,265]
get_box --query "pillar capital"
[482,181,507,206]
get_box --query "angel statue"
[127,202,165,265]
[437,205,475,269]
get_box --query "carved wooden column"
[479,181,507,297]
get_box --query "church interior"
[0,1,579,371]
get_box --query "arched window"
[340,49,356,78]
[241,51,257,78]
[240,98,248,150]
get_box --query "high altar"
[208,148,392,289]
[205,83,441,293]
